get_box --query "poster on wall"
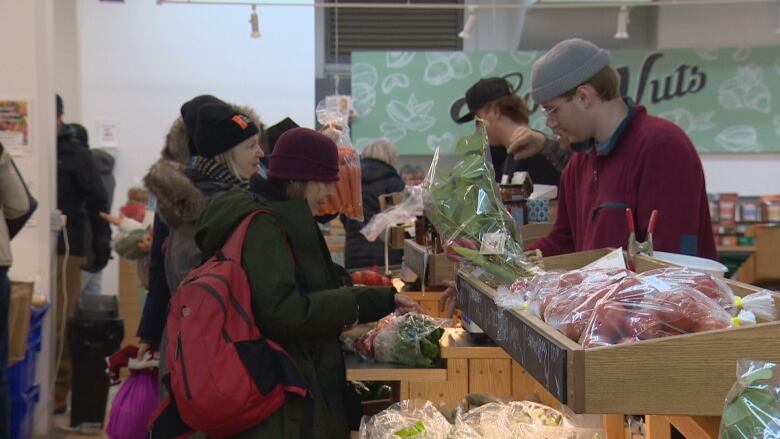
[0,99,30,155]
[352,46,780,155]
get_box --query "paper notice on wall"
[0,99,31,155]
[98,119,119,147]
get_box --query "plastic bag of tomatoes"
[637,267,776,321]
[580,276,756,349]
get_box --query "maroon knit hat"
[268,128,339,182]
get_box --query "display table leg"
[603,414,625,439]
[645,415,671,439]
[665,416,720,439]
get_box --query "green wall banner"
[351,47,780,155]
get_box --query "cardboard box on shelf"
[718,193,739,228]
[761,195,780,222]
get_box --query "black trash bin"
[67,294,124,430]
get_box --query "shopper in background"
[70,123,117,297]
[526,38,716,258]
[135,94,223,362]
[456,77,566,185]
[54,94,112,414]
[342,139,405,270]
[196,128,423,438]
[399,164,424,187]
[0,141,32,439]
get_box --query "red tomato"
[352,271,366,285]
[589,302,627,343]
[624,311,665,340]
[558,272,585,289]
[693,318,728,333]
[654,290,699,331]
[545,299,589,341]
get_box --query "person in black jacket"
[342,139,405,270]
[136,98,263,369]
[454,77,567,185]
[54,94,112,413]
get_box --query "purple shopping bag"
[106,370,159,439]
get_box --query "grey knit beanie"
[530,38,611,105]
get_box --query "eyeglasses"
[540,96,573,120]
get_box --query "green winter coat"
[195,187,396,439]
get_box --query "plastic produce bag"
[354,313,446,367]
[541,268,632,342]
[424,128,534,288]
[359,400,451,439]
[449,401,603,439]
[361,185,424,242]
[106,370,159,439]
[720,360,780,439]
[638,267,776,321]
[580,277,755,348]
[315,96,363,220]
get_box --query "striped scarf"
[192,156,249,189]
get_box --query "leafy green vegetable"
[395,420,426,437]
[425,128,533,286]
[391,314,445,367]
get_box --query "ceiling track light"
[459,5,478,40]
[250,4,261,38]
[614,4,630,40]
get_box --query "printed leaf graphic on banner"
[423,52,472,86]
[386,51,416,69]
[718,65,771,113]
[659,109,716,133]
[427,133,455,152]
[352,62,379,117]
[381,73,410,95]
[380,122,406,143]
[715,125,762,152]
[480,53,498,76]
[695,48,720,61]
[733,46,751,63]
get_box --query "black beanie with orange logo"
[194,103,259,159]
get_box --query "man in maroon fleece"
[526,38,717,260]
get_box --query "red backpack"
[150,210,309,439]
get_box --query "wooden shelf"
[345,354,447,382]
[440,329,510,360]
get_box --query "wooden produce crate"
[404,239,456,287]
[455,248,780,416]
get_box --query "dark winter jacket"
[342,158,405,270]
[82,147,116,272]
[195,187,396,439]
[136,104,263,347]
[56,124,111,268]
[528,105,717,259]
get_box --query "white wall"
[70,0,315,296]
[1,0,57,432]
[656,2,780,195]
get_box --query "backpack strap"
[219,209,310,292]
[221,209,290,263]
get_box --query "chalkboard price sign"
[456,275,568,402]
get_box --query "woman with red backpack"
[192,128,423,438]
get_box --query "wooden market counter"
[346,330,723,439]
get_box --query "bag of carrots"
[316,96,364,221]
